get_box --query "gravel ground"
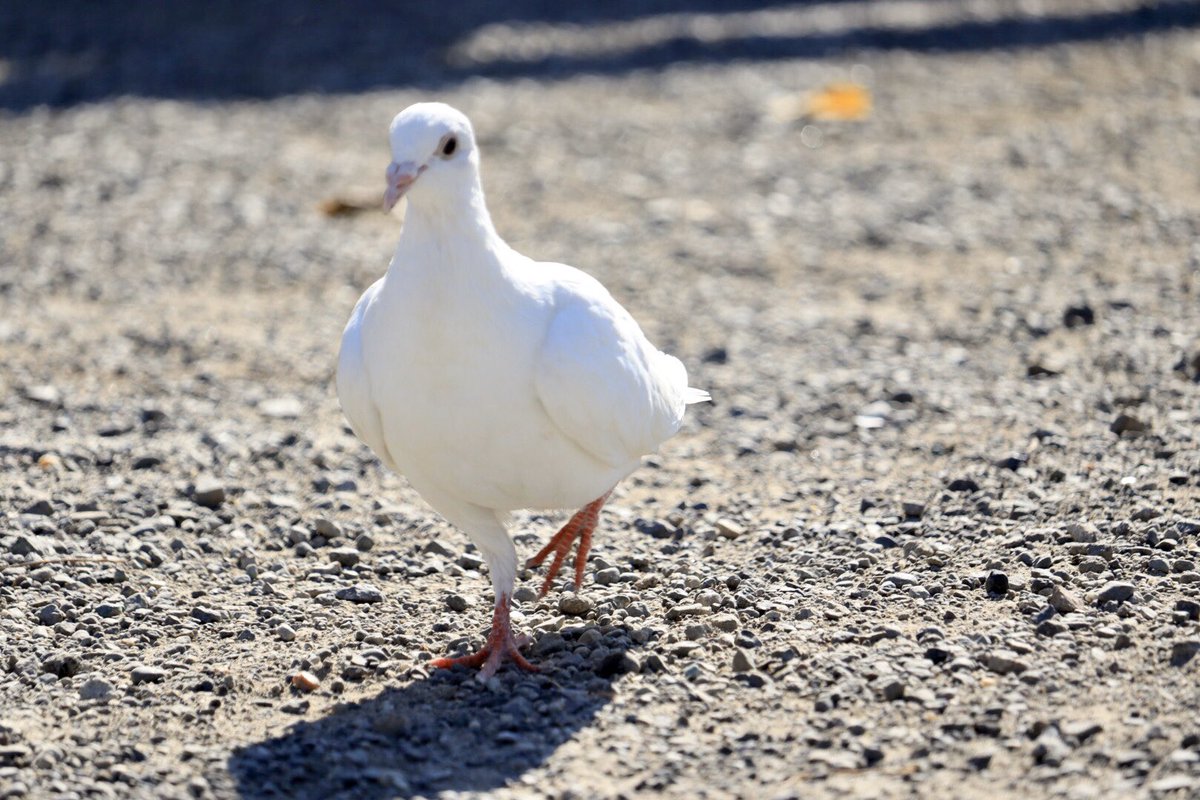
[2,2,1200,799]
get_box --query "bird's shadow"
[227,625,639,800]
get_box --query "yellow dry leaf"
[806,82,872,121]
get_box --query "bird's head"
[384,102,479,212]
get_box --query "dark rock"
[595,651,639,678]
[634,518,674,540]
[985,571,1009,595]
[1063,304,1095,328]
[36,603,65,625]
[1036,619,1067,637]
[192,477,226,509]
[1176,599,1200,621]
[1110,414,1148,435]
[1170,641,1200,668]
[131,665,166,684]
[336,584,383,604]
[190,606,222,624]
[11,535,49,556]
[948,478,980,492]
[1096,581,1135,604]
[131,455,162,470]
[23,498,54,516]
[95,602,122,618]
[874,677,905,701]
[41,652,83,677]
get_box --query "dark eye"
[441,136,458,157]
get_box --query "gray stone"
[41,652,82,677]
[594,567,621,585]
[445,593,471,612]
[874,677,906,701]
[559,595,593,616]
[190,606,222,624]
[336,584,383,603]
[276,624,297,642]
[884,572,921,588]
[79,678,116,701]
[192,477,226,509]
[1169,641,1199,668]
[1048,586,1082,613]
[983,650,1029,674]
[732,648,755,673]
[328,547,361,567]
[355,533,375,552]
[36,603,65,625]
[1147,557,1170,574]
[1096,581,1135,604]
[665,603,707,620]
[131,665,166,684]
[95,602,122,618]
[313,518,342,538]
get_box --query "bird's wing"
[534,267,699,469]
[336,279,396,469]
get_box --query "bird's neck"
[393,182,507,275]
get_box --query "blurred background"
[2,0,1199,110]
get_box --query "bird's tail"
[685,387,712,404]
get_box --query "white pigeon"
[337,102,709,679]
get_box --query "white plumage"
[337,102,708,678]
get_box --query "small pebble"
[1096,581,1135,604]
[78,677,115,701]
[291,671,321,692]
[131,665,166,684]
[559,595,593,617]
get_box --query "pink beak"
[383,161,424,211]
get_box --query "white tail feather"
[685,387,711,404]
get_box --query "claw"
[430,594,538,679]
[527,490,612,597]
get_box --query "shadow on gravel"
[3,0,1200,111]
[228,638,634,799]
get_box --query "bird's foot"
[526,490,612,597]
[430,594,538,681]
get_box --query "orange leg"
[430,594,537,680]
[527,490,612,597]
